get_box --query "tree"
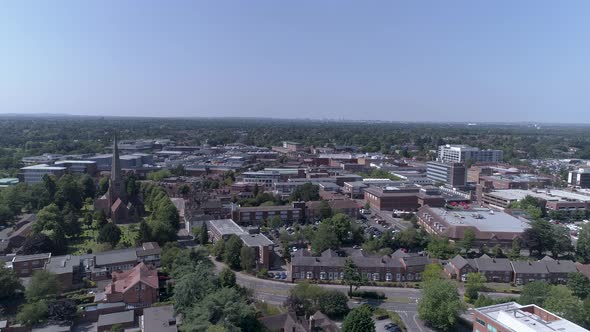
[289,183,320,202]
[98,176,109,196]
[80,175,96,200]
[342,304,375,332]
[97,223,122,247]
[324,213,352,242]
[363,202,371,210]
[240,246,255,272]
[311,222,340,254]
[343,258,365,297]
[551,225,573,258]
[173,268,217,313]
[320,290,350,318]
[465,272,486,300]
[543,285,587,325]
[0,264,23,300]
[318,200,333,219]
[509,237,522,259]
[25,271,60,301]
[200,222,209,245]
[268,215,283,229]
[54,175,83,209]
[577,222,590,263]
[148,219,178,244]
[21,233,54,254]
[136,220,151,245]
[459,229,475,252]
[212,239,225,260]
[253,184,260,197]
[219,267,236,288]
[418,280,464,331]
[523,220,554,256]
[93,209,108,229]
[160,243,181,271]
[422,264,444,283]
[223,235,243,269]
[520,281,551,306]
[34,203,63,233]
[567,272,590,299]
[17,301,48,326]
[426,236,456,259]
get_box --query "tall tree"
[136,220,151,245]
[97,223,122,247]
[418,280,464,331]
[223,235,243,269]
[80,175,96,200]
[567,272,590,299]
[551,225,573,258]
[25,271,60,301]
[342,305,375,332]
[0,264,23,300]
[219,267,236,288]
[577,222,590,263]
[465,272,486,300]
[543,285,587,325]
[422,264,444,283]
[200,222,209,245]
[523,220,554,256]
[520,281,551,306]
[459,228,476,252]
[311,222,340,254]
[343,258,365,297]
[240,246,255,272]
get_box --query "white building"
[437,144,503,163]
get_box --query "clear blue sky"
[1,1,590,122]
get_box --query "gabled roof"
[511,261,548,274]
[544,260,577,273]
[105,262,158,295]
[475,257,512,272]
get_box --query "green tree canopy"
[97,223,122,247]
[223,235,243,269]
[342,304,375,332]
[418,280,464,331]
[25,271,60,301]
[0,264,23,300]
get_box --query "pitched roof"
[475,257,512,272]
[575,263,590,279]
[449,255,470,269]
[105,262,158,295]
[544,260,577,273]
[511,261,548,274]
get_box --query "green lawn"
[68,221,141,255]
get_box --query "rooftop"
[45,255,81,275]
[488,189,590,203]
[427,208,529,233]
[475,302,589,332]
[240,233,274,247]
[12,253,51,263]
[20,164,67,171]
[207,219,247,236]
[94,248,137,266]
[98,310,135,327]
[142,305,177,332]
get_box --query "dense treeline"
[2,117,590,176]
[139,182,181,245]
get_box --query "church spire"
[111,133,122,182]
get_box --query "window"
[320,272,327,280]
[306,272,313,279]
[366,273,371,280]
[396,273,401,281]
[476,318,485,326]
[415,273,421,281]
[141,284,145,290]
[135,285,140,291]
[487,324,497,332]
[339,272,344,280]
[386,273,393,281]
[372,273,380,281]
[407,273,414,281]
[328,272,334,280]
[293,272,299,279]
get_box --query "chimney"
[110,282,116,293]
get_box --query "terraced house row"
[445,254,580,285]
[289,248,430,282]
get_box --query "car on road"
[385,323,402,332]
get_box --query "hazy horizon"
[2,1,590,122]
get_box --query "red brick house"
[104,262,159,307]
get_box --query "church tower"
[108,134,127,207]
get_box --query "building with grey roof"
[418,206,529,250]
[140,305,178,332]
[98,310,135,332]
[290,249,430,283]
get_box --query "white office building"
[437,144,503,163]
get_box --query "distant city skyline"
[2,1,590,122]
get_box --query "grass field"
[68,221,141,255]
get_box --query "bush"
[256,268,269,279]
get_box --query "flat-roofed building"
[472,302,589,332]
[418,207,529,249]
[11,253,51,277]
[54,160,97,175]
[232,204,303,225]
[364,185,445,211]
[19,164,67,184]
[207,219,248,242]
[240,233,274,270]
[481,188,590,211]
[427,161,467,188]
[569,167,590,188]
[437,144,503,163]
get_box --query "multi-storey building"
[427,161,467,188]
[19,164,67,184]
[481,188,590,212]
[569,168,590,188]
[472,302,589,332]
[231,204,304,225]
[364,185,445,211]
[11,253,52,277]
[437,144,503,163]
[54,160,98,176]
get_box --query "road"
[213,259,433,331]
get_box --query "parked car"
[268,272,275,278]
[274,274,281,279]
[280,272,287,279]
